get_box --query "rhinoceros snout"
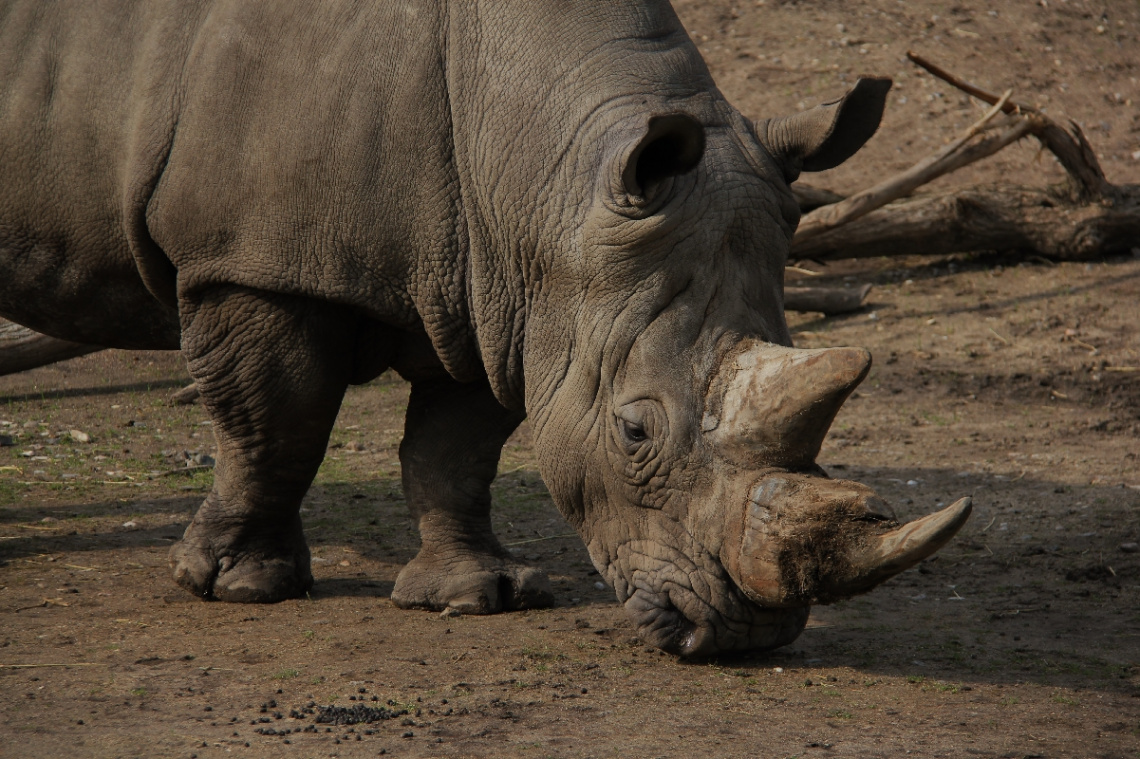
[722,472,971,607]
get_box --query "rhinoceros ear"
[621,113,706,199]
[755,77,892,182]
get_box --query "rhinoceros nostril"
[859,496,896,522]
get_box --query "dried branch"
[788,53,1137,263]
[795,92,1029,244]
[906,51,1115,200]
[792,184,846,212]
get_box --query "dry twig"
[906,51,1115,200]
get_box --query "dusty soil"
[2,1,1140,757]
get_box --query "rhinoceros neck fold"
[442,0,723,411]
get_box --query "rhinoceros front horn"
[723,473,972,608]
[708,343,870,468]
[835,497,973,597]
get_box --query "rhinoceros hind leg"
[391,377,553,613]
[169,286,356,602]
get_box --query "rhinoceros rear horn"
[621,113,706,198]
[712,343,871,468]
[756,77,892,182]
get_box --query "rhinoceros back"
[0,0,202,347]
[145,1,471,369]
[0,1,472,368]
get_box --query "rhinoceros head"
[513,75,970,656]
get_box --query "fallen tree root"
[169,383,200,405]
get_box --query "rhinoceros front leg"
[169,286,355,602]
[391,377,554,613]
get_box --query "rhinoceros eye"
[620,418,649,445]
[615,401,666,459]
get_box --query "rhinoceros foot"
[392,549,553,614]
[169,514,312,603]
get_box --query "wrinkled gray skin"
[0,1,966,657]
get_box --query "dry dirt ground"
[2,1,1140,758]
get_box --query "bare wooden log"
[792,184,1140,262]
[0,319,104,376]
[784,284,872,314]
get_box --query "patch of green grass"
[923,682,961,694]
[273,668,300,680]
[1052,693,1079,706]
[130,687,147,698]
[906,675,925,684]
[520,646,563,662]
[999,696,1020,706]
[828,709,853,720]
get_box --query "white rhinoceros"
[0,0,968,656]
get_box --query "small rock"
[344,441,366,452]
[69,430,90,443]
[1120,542,1139,554]
[906,480,919,487]
[439,607,462,619]
[122,520,138,530]
[0,434,14,446]
[593,581,606,591]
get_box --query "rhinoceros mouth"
[623,584,808,657]
[609,537,810,657]
[624,586,704,656]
